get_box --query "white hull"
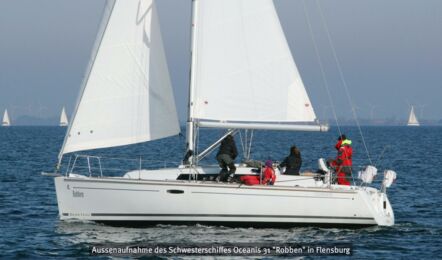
[54,168,394,227]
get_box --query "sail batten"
[191,0,317,123]
[60,0,179,156]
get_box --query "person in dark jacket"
[216,135,238,182]
[280,145,302,175]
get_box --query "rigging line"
[238,130,246,159]
[244,129,248,159]
[301,0,341,136]
[195,124,200,165]
[315,0,373,165]
[56,1,116,170]
[245,130,250,160]
[375,145,390,168]
[243,130,248,160]
[248,130,254,160]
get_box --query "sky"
[0,0,441,123]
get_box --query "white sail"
[59,107,69,127]
[191,0,317,124]
[407,106,420,126]
[2,109,10,126]
[60,0,179,155]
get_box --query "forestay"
[60,0,179,156]
[191,0,317,123]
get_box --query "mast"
[186,0,199,165]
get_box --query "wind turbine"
[350,104,362,117]
[367,103,380,122]
[36,100,48,118]
[320,105,330,123]
[416,104,427,119]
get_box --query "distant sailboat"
[59,107,69,127]
[407,106,420,126]
[2,109,10,127]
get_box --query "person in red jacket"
[335,135,353,185]
[328,135,353,185]
[262,160,277,185]
[240,160,276,185]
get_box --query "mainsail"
[407,106,420,126]
[2,109,10,126]
[60,0,179,157]
[59,107,69,127]
[191,0,317,125]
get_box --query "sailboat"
[47,0,395,227]
[407,106,420,126]
[2,109,10,127]
[59,107,69,127]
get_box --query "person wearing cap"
[240,160,276,185]
[280,145,302,175]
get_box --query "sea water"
[0,126,441,258]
